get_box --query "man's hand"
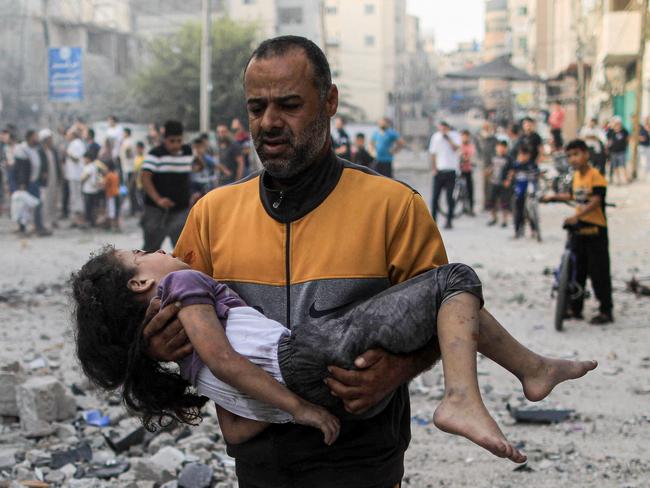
[157,197,175,209]
[325,349,409,415]
[142,298,193,361]
[564,215,579,226]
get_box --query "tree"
[127,18,257,130]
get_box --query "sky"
[406,0,485,52]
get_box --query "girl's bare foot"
[433,389,527,463]
[522,357,598,402]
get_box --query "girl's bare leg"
[476,309,597,402]
[433,293,526,463]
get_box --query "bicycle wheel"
[554,250,571,331]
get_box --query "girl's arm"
[215,404,270,445]
[177,304,340,445]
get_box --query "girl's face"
[117,249,190,284]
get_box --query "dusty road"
[1,167,648,487]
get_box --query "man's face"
[614,121,622,131]
[355,136,365,148]
[217,125,230,143]
[439,124,449,135]
[231,118,241,132]
[335,117,344,130]
[522,120,533,133]
[244,50,337,179]
[0,132,8,144]
[27,134,38,146]
[379,118,388,130]
[496,144,507,156]
[163,135,183,154]
[567,148,589,169]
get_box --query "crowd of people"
[0,116,253,244]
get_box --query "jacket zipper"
[273,191,284,209]
[285,222,291,329]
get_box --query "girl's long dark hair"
[71,246,207,430]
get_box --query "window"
[364,4,375,14]
[326,6,337,14]
[365,35,375,46]
[518,36,528,52]
[517,6,527,15]
[278,7,303,24]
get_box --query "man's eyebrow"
[246,94,303,104]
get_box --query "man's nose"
[260,104,284,132]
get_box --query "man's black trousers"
[431,170,456,225]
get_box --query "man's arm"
[564,193,602,226]
[141,170,174,209]
[430,153,437,175]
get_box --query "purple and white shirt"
[157,270,292,423]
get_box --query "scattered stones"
[178,463,213,488]
[0,448,18,470]
[150,446,185,472]
[16,376,76,434]
[50,443,92,469]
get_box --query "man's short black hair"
[124,127,131,136]
[355,132,365,139]
[245,35,332,99]
[25,129,36,141]
[565,139,589,152]
[522,116,534,124]
[88,128,95,139]
[136,141,145,148]
[461,129,470,136]
[517,144,532,155]
[496,140,508,147]
[164,120,183,137]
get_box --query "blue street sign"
[48,47,83,102]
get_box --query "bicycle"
[551,224,588,331]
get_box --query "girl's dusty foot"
[522,357,597,402]
[433,390,527,463]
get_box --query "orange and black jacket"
[175,150,447,487]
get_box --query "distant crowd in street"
[0,115,254,246]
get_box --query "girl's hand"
[292,400,340,445]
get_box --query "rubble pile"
[0,358,237,487]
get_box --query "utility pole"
[575,0,586,129]
[631,0,649,180]
[199,0,212,133]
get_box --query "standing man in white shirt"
[429,121,461,229]
[64,127,87,228]
[106,115,124,163]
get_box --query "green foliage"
[128,18,257,130]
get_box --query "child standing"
[542,139,613,324]
[104,161,120,232]
[80,152,103,228]
[460,130,476,216]
[486,141,513,227]
[507,145,538,239]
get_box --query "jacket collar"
[259,149,343,224]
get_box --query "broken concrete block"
[129,458,174,485]
[150,446,185,472]
[0,448,18,470]
[0,363,24,416]
[16,376,76,432]
[178,463,213,488]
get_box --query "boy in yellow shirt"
[543,139,613,324]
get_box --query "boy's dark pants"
[571,229,613,316]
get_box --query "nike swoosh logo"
[309,300,354,319]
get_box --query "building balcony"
[598,10,641,66]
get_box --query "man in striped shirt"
[141,120,193,251]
